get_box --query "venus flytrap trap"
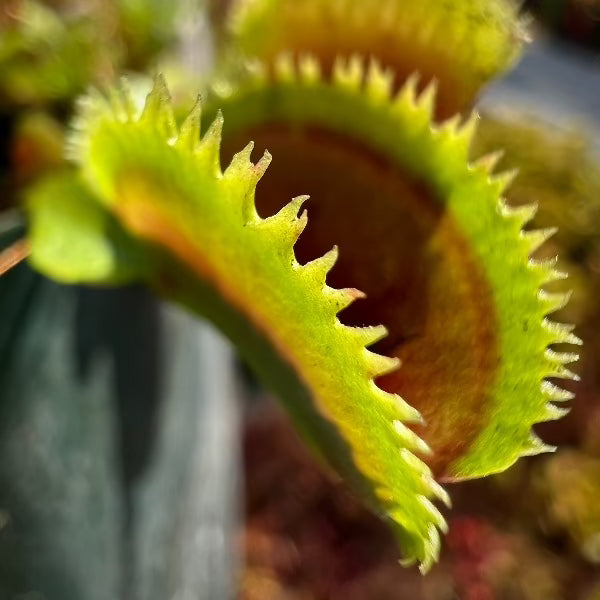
[205,52,582,478]
[19,0,581,575]
[28,77,449,571]
[225,0,528,119]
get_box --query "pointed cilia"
[206,56,580,480]
[29,76,451,571]
[225,0,527,118]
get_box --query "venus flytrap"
[28,78,448,570]
[20,0,580,574]
[225,0,527,119]
[206,54,580,477]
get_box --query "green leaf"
[0,1,102,106]
[26,172,148,284]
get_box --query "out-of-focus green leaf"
[26,172,149,284]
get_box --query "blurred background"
[1,1,600,598]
